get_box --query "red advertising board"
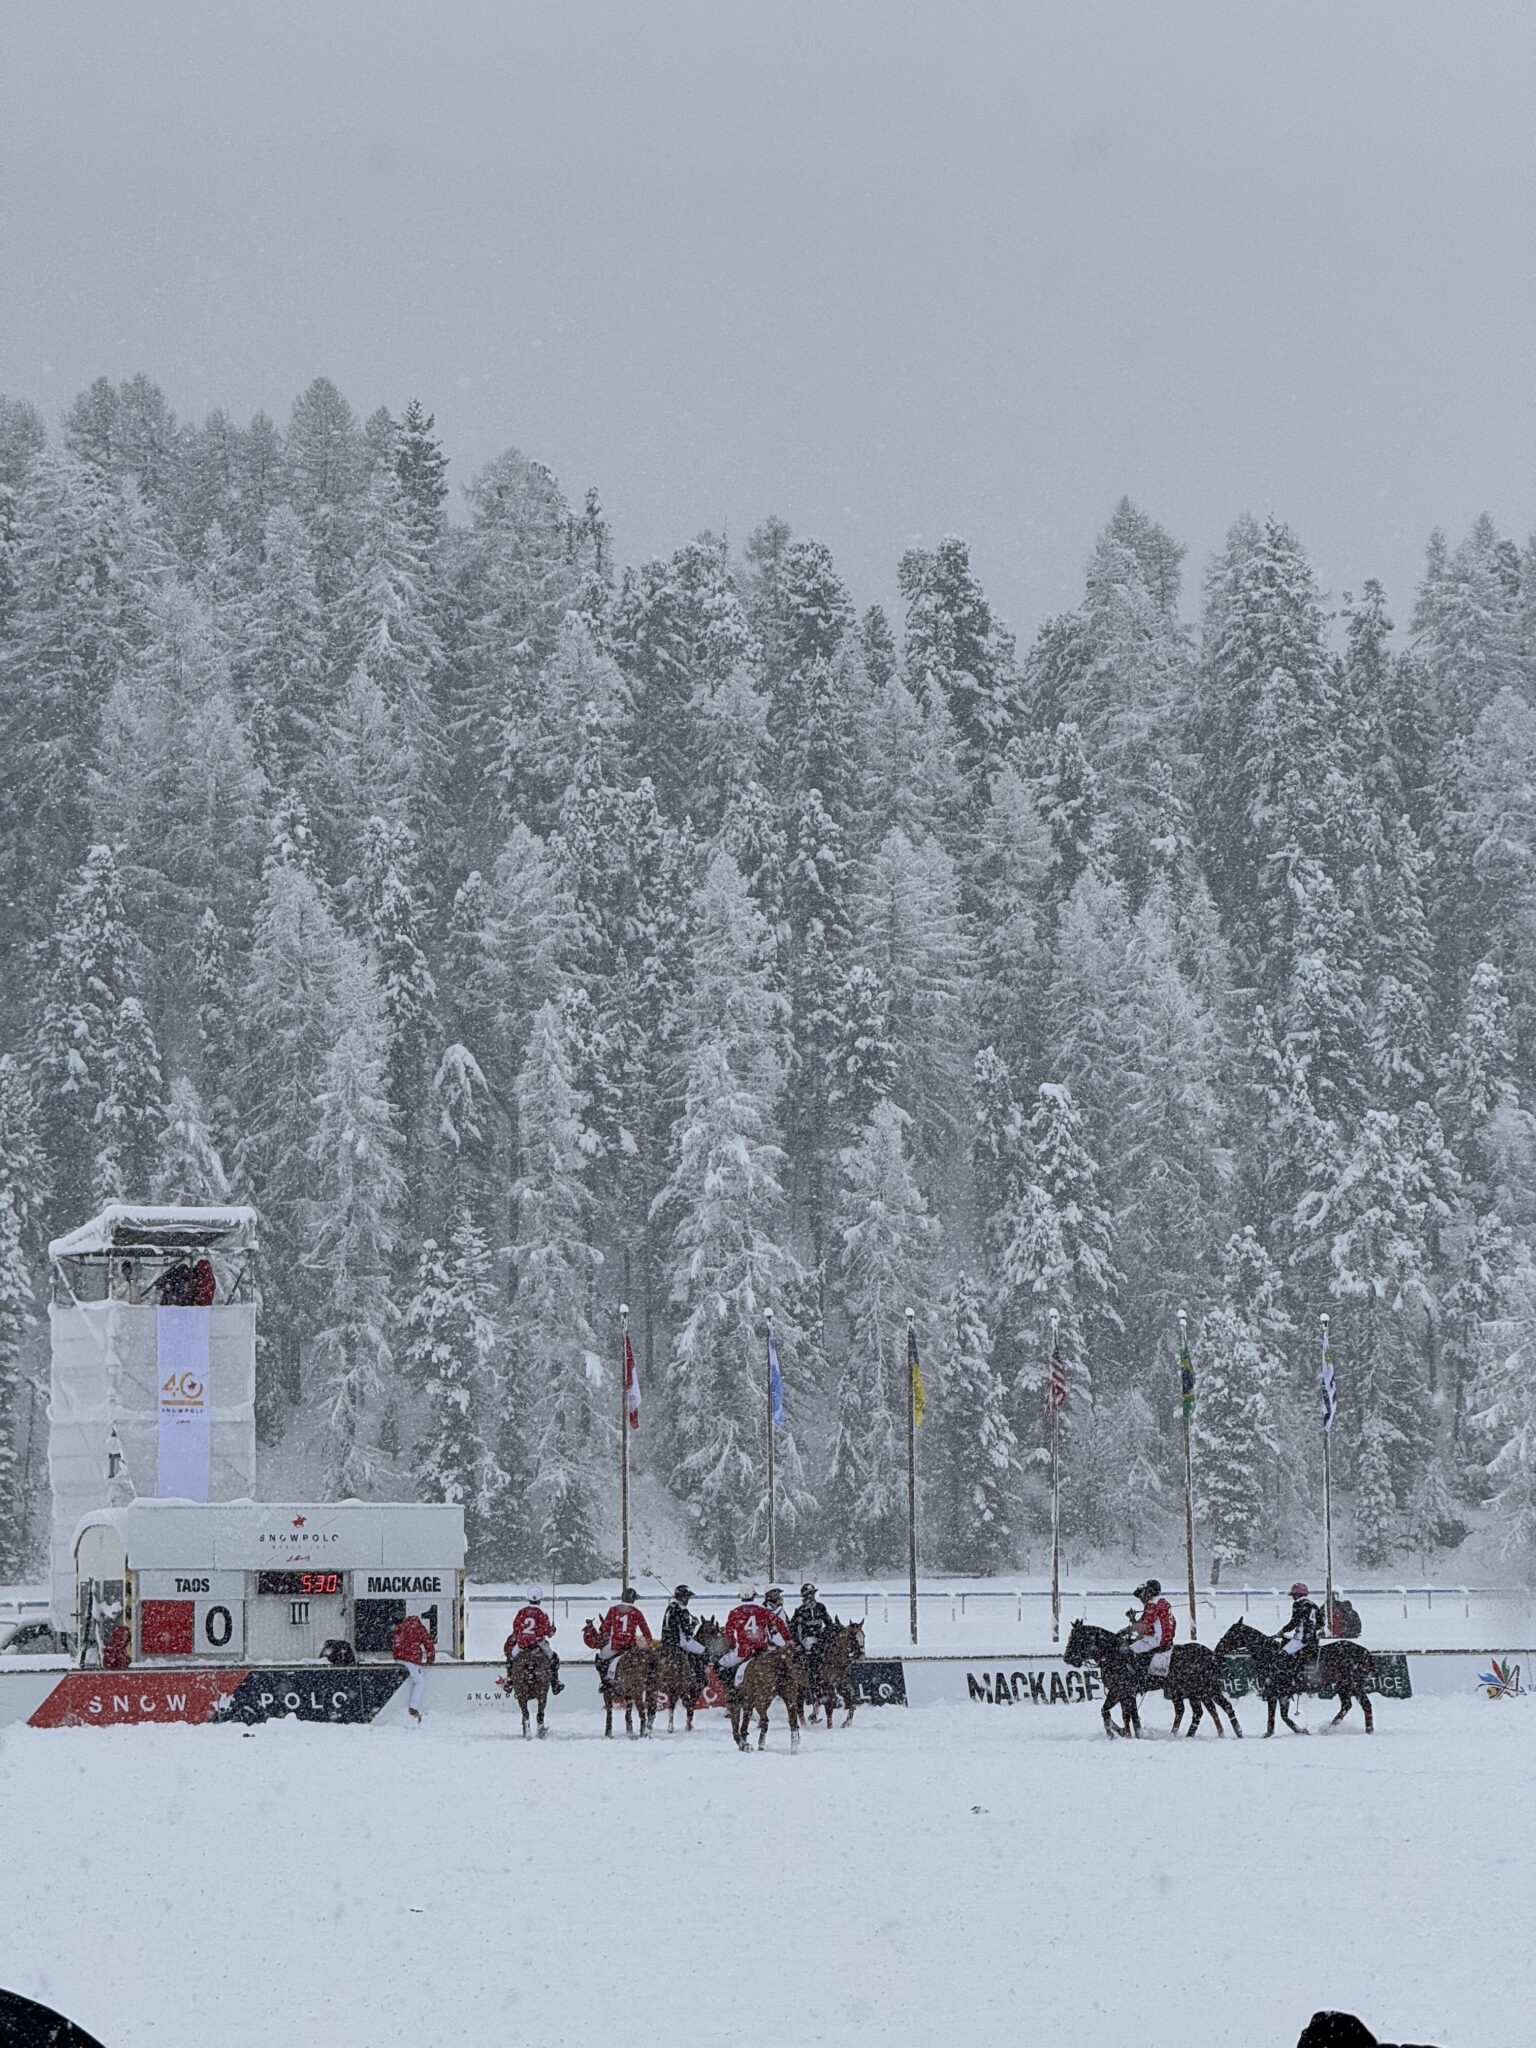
[29,1672,244,1727]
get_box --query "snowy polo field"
[3,1583,1532,2048]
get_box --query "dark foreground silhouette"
[0,1987,108,2047]
[1297,2012,1439,2046]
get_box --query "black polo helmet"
[673,1583,693,1601]
[1134,1579,1161,1602]
[621,1585,638,1604]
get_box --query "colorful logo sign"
[1478,1658,1522,1700]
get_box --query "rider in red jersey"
[504,1590,563,1693]
[595,1587,652,1688]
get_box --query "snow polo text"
[967,1667,1103,1705]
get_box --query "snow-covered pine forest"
[2,372,1535,1588]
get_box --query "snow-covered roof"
[49,1204,260,1261]
[73,1499,466,1572]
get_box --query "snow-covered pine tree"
[853,826,973,1178]
[825,1101,935,1570]
[897,535,1021,794]
[510,1001,604,1582]
[656,1030,808,1577]
[996,1082,1122,1458]
[932,1268,1016,1571]
[0,452,136,983]
[303,966,405,1498]
[1194,1227,1297,1574]
[0,1058,40,1579]
[238,505,326,794]
[35,845,136,1229]
[153,1074,230,1204]
[404,1217,503,1563]
[242,848,358,1431]
[1470,1250,1536,1578]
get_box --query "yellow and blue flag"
[908,1322,926,1428]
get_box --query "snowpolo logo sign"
[966,1665,1103,1705]
[28,1667,405,1728]
[214,1668,406,1725]
[257,1514,343,1558]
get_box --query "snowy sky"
[3,0,1534,634]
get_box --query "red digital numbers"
[298,1572,340,1596]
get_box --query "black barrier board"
[848,1658,906,1705]
[219,1666,407,1724]
[1218,1652,1412,1701]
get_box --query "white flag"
[1319,1329,1338,1433]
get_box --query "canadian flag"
[624,1332,640,1429]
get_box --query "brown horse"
[656,1616,718,1733]
[802,1620,866,1729]
[1216,1619,1376,1735]
[591,1633,658,1739]
[500,1646,555,1738]
[727,1645,805,1753]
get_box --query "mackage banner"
[155,1306,212,1500]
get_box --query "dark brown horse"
[802,1620,865,1729]
[698,1623,804,1751]
[590,1629,658,1739]
[1064,1619,1242,1738]
[500,1646,554,1738]
[1216,1619,1376,1734]
[656,1616,718,1733]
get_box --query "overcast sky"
[3,1,1533,638]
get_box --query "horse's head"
[849,1620,865,1658]
[1215,1619,1258,1657]
[1064,1617,1091,1666]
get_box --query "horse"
[698,1623,804,1752]
[1064,1618,1242,1738]
[801,1620,865,1729]
[1216,1619,1376,1735]
[656,1615,718,1733]
[500,1645,555,1738]
[588,1626,658,1739]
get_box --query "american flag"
[1047,1332,1068,1413]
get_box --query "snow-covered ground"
[1,1694,1528,2048]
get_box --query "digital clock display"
[255,1571,344,1597]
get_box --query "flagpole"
[905,1306,918,1647]
[1179,1307,1198,1642]
[1049,1308,1061,1646]
[1321,1311,1335,1637]
[619,1301,631,1591]
[765,1307,777,1586]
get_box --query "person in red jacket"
[719,1587,791,1691]
[504,1589,563,1693]
[595,1587,652,1688]
[1122,1578,1176,1682]
[391,1611,436,1722]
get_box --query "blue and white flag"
[768,1331,785,1428]
[1319,1327,1338,1433]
